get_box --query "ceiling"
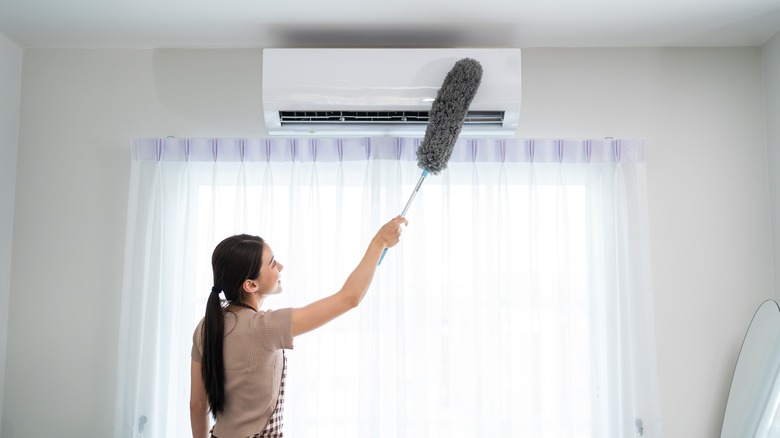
[1,0,780,49]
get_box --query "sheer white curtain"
[114,137,661,438]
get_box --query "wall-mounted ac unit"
[262,48,521,137]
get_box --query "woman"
[190,216,408,438]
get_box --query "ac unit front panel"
[262,48,521,136]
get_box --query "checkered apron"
[211,351,287,438]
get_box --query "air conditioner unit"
[262,48,521,137]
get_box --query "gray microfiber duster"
[379,58,483,265]
[417,57,484,175]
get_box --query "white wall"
[3,48,773,438]
[0,32,22,434]
[764,32,780,302]
[521,48,772,437]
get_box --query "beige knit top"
[192,307,294,437]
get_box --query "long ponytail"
[202,286,227,416]
[200,234,264,418]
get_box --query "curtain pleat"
[115,137,661,438]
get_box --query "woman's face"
[257,244,283,295]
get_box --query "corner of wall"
[0,30,23,435]
[761,30,780,303]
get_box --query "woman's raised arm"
[291,216,408,337]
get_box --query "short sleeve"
[191,319,205,362]
[251,308,294,350]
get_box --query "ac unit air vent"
[278,110,505,126]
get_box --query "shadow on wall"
[263,24,521,48]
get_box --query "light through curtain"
[114,137,661,438]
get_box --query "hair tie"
[211,286,221,295]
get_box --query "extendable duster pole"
[378,169,429,265]
[400,169,429,217]
[377,57,483,265]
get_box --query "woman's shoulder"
[192,315,208,338]
[256,307,293,323]
[250,308,294,349]
[193,316,205,333]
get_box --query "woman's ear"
[243,279,259,293]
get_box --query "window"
[116,138,661,438]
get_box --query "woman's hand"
[373,216,409,249]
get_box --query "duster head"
[416,58,483,175]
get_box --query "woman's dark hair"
[201,234,264,417]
